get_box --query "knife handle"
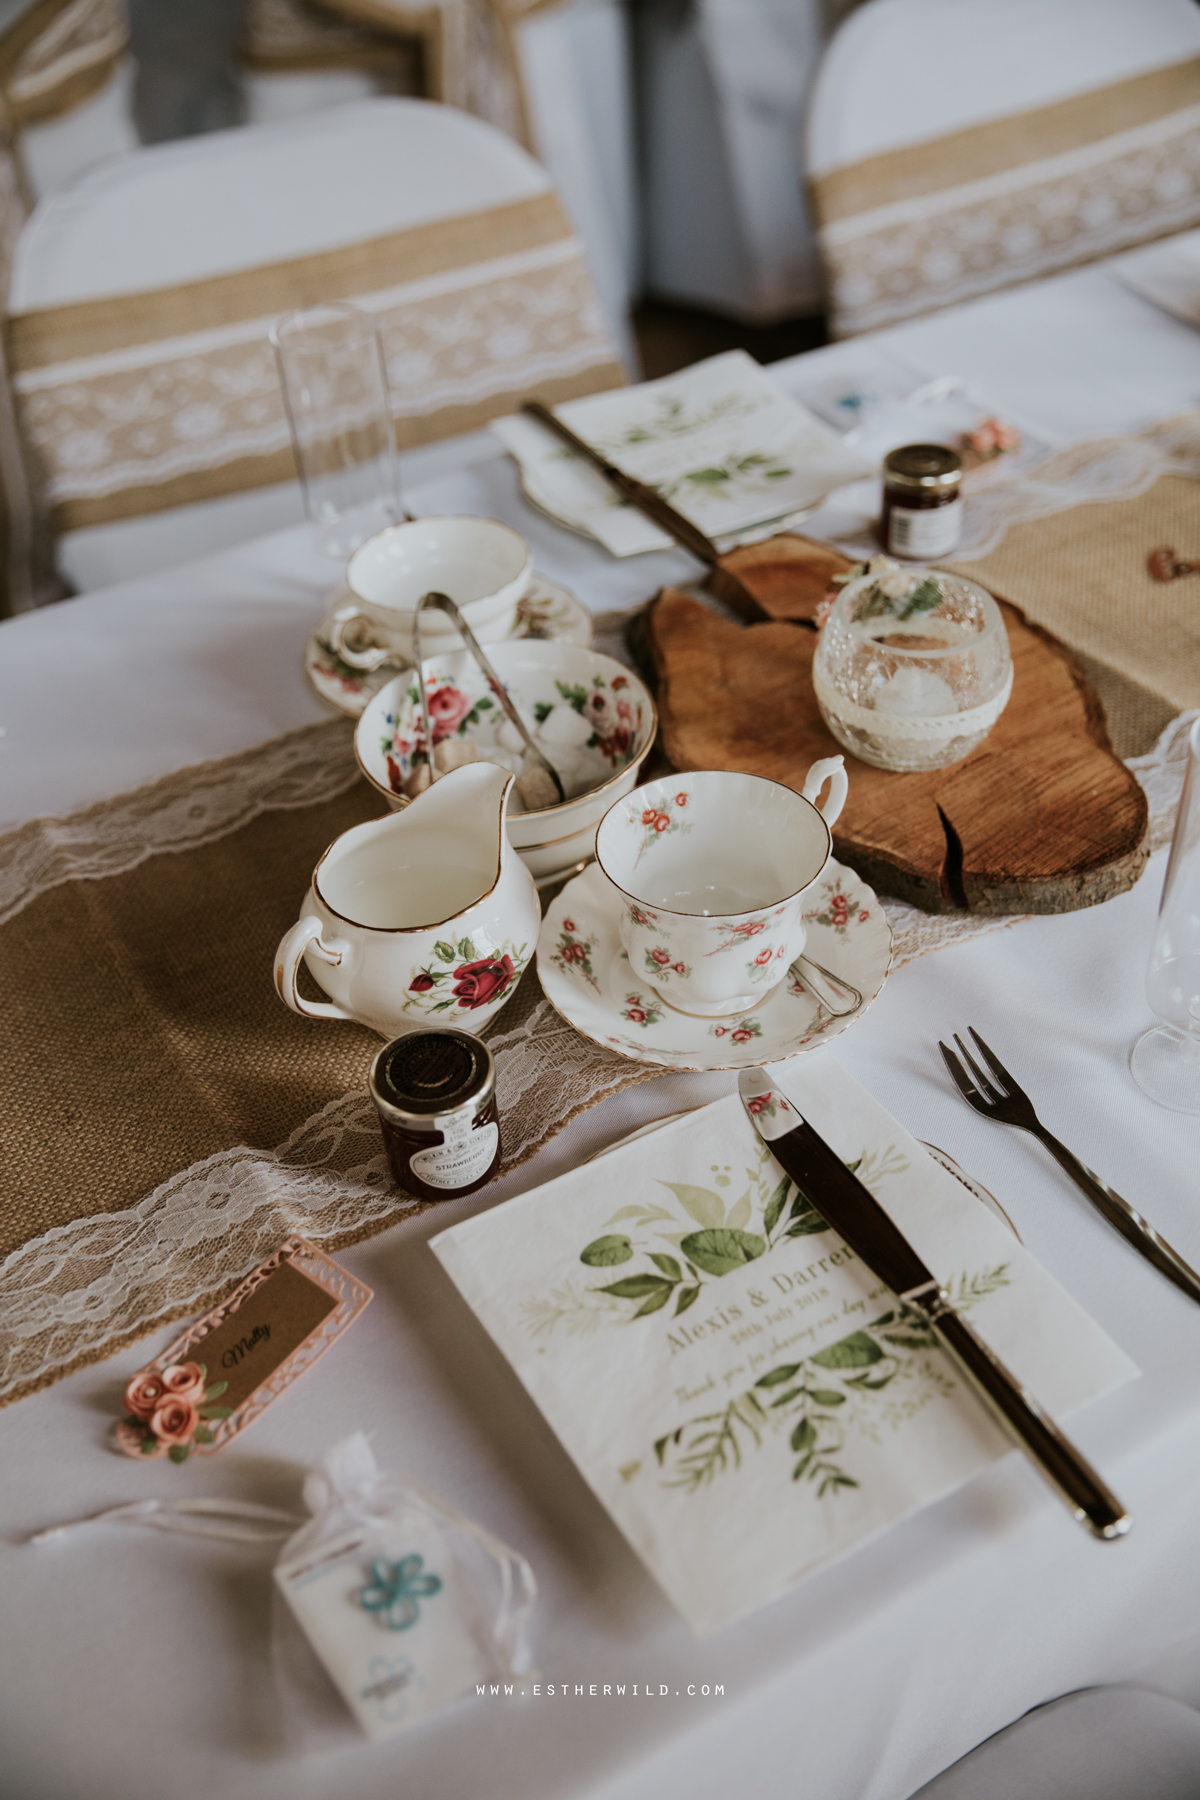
[919,1300,1130,1541]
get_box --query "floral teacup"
[594,762,847,1017]
[331,515,532,671]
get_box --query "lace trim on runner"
[1,705,1192,1406]
[953,413,1200,563]
[0,718,359,929]
[830,413,1200,566]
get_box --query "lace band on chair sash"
[8,191,626,531]
[0,0,128,129]
[811,57,1200,337]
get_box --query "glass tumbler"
[1130,716,1200,1113]
[812,566,1013,773]
[271,301,401,558]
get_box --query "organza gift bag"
[34,1430,535,1751]
[272,1433,536,1747]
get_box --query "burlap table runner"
[1,719,687,1406]
[2,703,1192,1410]
[947,415,1200,757]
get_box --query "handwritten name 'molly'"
[221,1323,271,1369]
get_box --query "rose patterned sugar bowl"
[594,762,847,1018]
[813,559,1013,774]
[354,642,657,883]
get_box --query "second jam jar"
[368,1028,501,1202]
[881,443,963,560]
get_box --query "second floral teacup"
[594,762,847,1017]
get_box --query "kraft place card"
[116,1236,372,1462]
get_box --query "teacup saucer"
[538,859,892,1071]
[304,574,593,718]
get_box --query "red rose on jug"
[453,955,516,1009]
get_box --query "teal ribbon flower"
[357,1554,442,1631]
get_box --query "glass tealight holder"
[812,561,1013,773]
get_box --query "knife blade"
[737,1068,1130,1541]
[520,399,722,568]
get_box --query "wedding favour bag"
[33,1433,534,1749]
[431,1065,1137,1637]
[273,1434,535,1744]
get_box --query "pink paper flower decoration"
[149,1398,200,1447]
[160,1362,206,1405]
[124,1370,169,1423]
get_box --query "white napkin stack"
[491,350,874,557]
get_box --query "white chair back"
[807,0,1200,336]
[5,97,625,594]
[240,0,639,366]
[1,0,137,200]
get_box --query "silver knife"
[520,400,722,568]
[737,1068,1130,1541]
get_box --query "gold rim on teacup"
[333,515,533,671]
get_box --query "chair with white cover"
[239,0,639,366]
[806,0,1200,338]
[0,1,141,613]
[238,0,424,126]
[907,1687,1200,1800]
[3,96,625,601]
[0,0,138,201]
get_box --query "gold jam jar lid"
[369,1029,495,1131]
[883,444,963,492]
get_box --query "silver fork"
[939,1027,1200,1307]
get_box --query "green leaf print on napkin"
[810,1332,884,1370]
[580,1235,634,1267]
[678,1228,766,1277]
[527,1140,911,1334]
[651,1266,1011,1501]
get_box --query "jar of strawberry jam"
[881,444,963,559]
[369,1029,501,1201]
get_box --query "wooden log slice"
[642,587,1150,915]
[708,532,851,623]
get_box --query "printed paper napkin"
[491,350,873,556]
[432,1063,1136,1636]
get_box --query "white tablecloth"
[2,262,1198,1800]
